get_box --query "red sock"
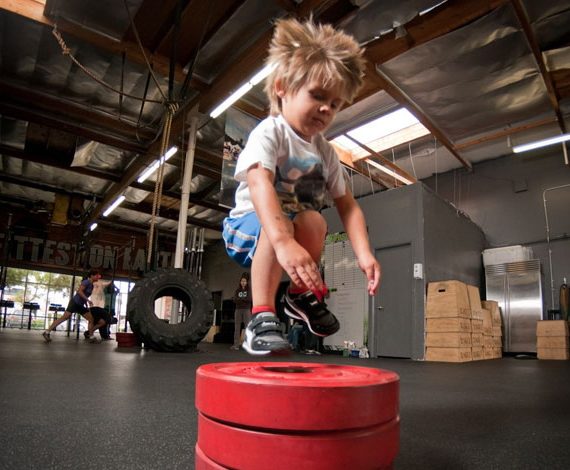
[252,306,275,315]
[288,286,306,295]
[312,284,329,303]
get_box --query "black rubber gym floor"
[1,329,569,469]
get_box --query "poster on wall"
[219,108,260,208]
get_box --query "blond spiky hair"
[264,17,366,116]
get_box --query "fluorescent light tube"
[89,222,98,232]
[137,146,178,183]
[210,83,252,119]
[250,63,275,85]
[102,195,126,217]
[210,63,276,118]
[512,133,570,153]
[366,159,414,185]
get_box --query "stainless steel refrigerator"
[485,259,543,353]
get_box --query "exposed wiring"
[408,142,417,179]
[434,136,438,194]
[121,0,168,103]
[179,0,216,101]
[366,160,375,195]
[391,148,397,187]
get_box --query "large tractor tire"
[127,269,213,352]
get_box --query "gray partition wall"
[323,183,486,360]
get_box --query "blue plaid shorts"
[222,212,261,268]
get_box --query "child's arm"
[334,191,381,295]
[247,164,323,292]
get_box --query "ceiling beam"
[0,144,226,211]
[157,0,246,66]
[131,181,228,214]
[0,171,223,231]
[343,134,417,184]
[86,0,455,224]
[373,68,472,170]
[363,0,510,65]
[333,143,392,189]
[510,0,566,133]
[351,0,513,171]
[0,144,122,182]
[0,172,101,200]
[121,200,222,232]
[454,117,557,150]
[0,0,207,89]
[352,159,397,189]
[0,81,152,153]
[86,105,194,222]
[198,0,358,115]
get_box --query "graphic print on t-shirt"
[275,154,326,213]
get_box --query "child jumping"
[223,17,381,355]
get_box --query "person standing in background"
[231,274,252,350]
[42,269,104,342]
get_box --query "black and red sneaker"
[242,312,291,356]
[284,290,340,337]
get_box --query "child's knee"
[294,210,327,235]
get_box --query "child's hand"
[275,240,323,292]
[358,252,381,296]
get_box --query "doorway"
[372,244,413,358]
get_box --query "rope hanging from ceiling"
[51,25,165,104]
[146,102,178,266]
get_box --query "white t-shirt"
[229,114,346,218]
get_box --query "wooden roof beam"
[373,68,472,170]
[343,134,417,184]
[511,0,566,133]
[0,0,207,89]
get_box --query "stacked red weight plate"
[195,362,399,469]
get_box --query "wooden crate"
[482,300,502,326]
[492,347,502,359]
[472,347,484,361]
[426,332,472,347]
[425,347,472,362]
[536,320,569,337]
[471,333,483,347]
[426,280,471,318]
[537,348,570,360]
[482,346,502,359]
[467,284,483,319]
[537,336,569,349]
[481,309,493,335]
[426,317,471,333]
[472,319,483,334]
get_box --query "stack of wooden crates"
[481,300,502,359]
[425,280,502,362]
[536,320,569,360]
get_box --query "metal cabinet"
[485,260,543,353]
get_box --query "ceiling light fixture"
[209,63,276,119]
[89,222,98,232]
[366,158,414,185]
[137,146,178,183]
[102,195,126,217]
[512,133,570,153]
